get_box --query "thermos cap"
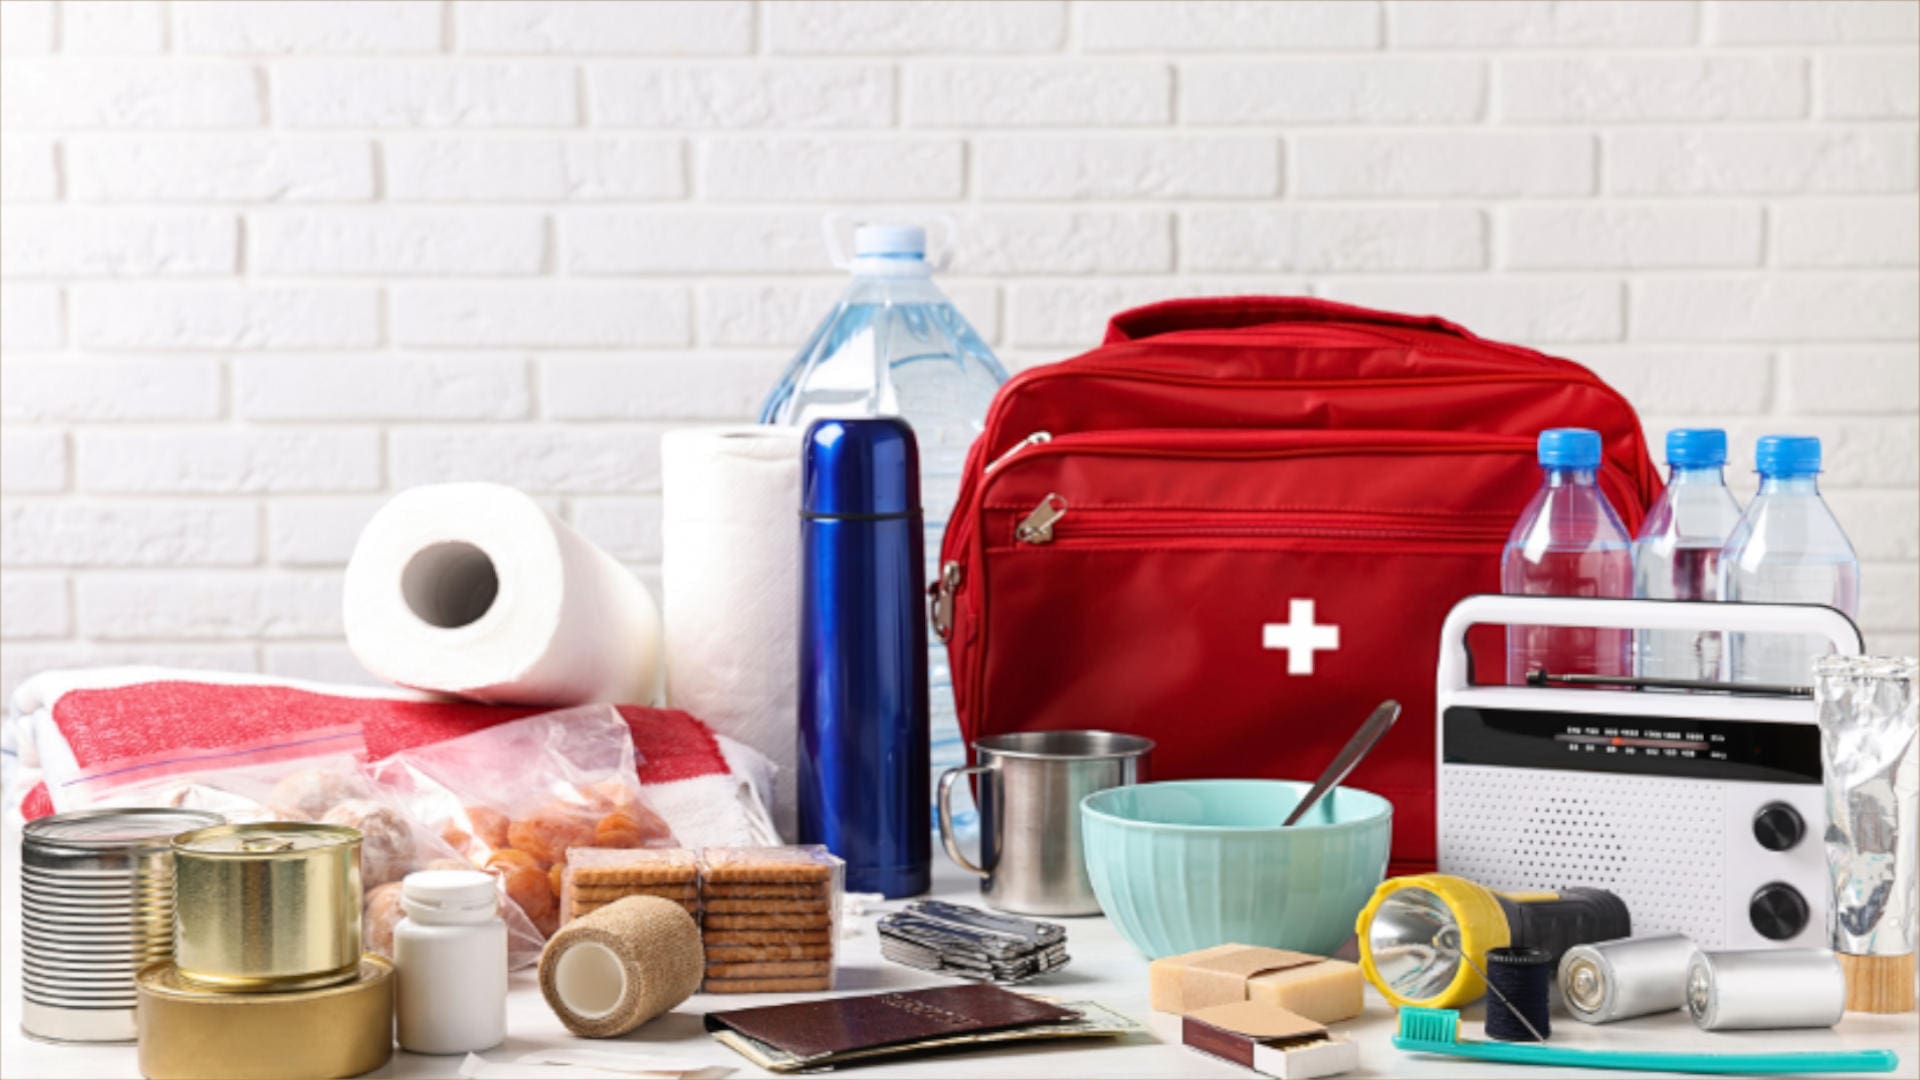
[802,418,921,518]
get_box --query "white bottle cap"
[853,224,925,258]
[402,869,498,920]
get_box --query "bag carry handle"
[1436,594,1865,696]
[1101,295,1482,345]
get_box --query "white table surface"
[6,812,1915,1080]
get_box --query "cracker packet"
[697,845,844,993]
[561,847,700,922]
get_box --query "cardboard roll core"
[135,956,394,1080]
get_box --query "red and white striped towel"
[7,667,778,849]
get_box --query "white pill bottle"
[394,869,508,1054]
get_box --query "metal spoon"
[1282,699,1402,827]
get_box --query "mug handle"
[937,764,991,879]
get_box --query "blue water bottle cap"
[802,417,921,518]
[1755,434,1822,477]
[1537,428,1602,469]
[1665,428,1728,468]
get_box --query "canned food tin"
[136,958,395,1080]
[172,823,362,992]
[19,808,222,1045]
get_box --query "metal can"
[1559,934,1697,1024]
[137,957,395,1080]
[19,808,223,1044]
[172,823,363,992]
[1686,947,1847,1031]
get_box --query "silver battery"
[1559,934,1697,1024]
[1686,947,1847,1031]
[18,808,222,1044]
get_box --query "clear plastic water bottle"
[1502,428,1635,685]
[760,221,1008,832]
[1722,435,1860,686]
[1632,429,1744,681]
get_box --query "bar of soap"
[1151,944,1264,1013]
[1247,959,1364,1025]
[1149,943,1357,1020]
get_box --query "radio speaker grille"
[1440,765,1728,944]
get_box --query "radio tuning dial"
[1750,882,1810,941]
[1752,802,1805,851]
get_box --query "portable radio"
[1435,596,1862,950]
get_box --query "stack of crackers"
[559,848,699,922]
[557,844,843,993]
[700,846,838,993]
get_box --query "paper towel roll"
[661,426,804,838]
[344,483,661,706]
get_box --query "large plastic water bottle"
[1502,428,1635,685]
[1632,429,1744,681]
[760,222,1008,831]
[1722,435,1860,686]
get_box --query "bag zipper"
[948,364,1651,567]
[1009,496,1511,547]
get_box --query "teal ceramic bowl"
[1080,780,1391,959]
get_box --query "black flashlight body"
[1495,887,1633,964]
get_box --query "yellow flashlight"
[1355,873,1631,1009]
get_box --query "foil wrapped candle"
[1814,655,1919,1014]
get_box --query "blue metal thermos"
[797,417,931,898]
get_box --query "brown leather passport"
[702,983,1076,1061]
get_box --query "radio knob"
[1750,882,1810,941]
[1752,802,1805,851]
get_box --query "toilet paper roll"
[344,483,661,706]
[539,896,703,1038]
[661,426,804,837]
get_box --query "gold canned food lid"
[174,822,360,855]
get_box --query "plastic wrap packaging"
[365,706,677,939]
[344,483,662,706]
[698,845,844,993]
[561,848,700,923]
[60,753,546,968]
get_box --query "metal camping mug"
[937,731,1153,916]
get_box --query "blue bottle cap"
[1665,428,1728,468]
[1537,428,1602,469]
[801,417,921,518]
[1755,434,1821,477]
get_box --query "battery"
[172,823,363,992]
[19,808,223,1044]
[1686,948,1846,1031]
[1559,934,1697,1025]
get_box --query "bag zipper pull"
[929,560,962,641]
[985,431,1052,474]
[1015,494,1067,545]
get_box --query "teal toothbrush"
[1395,1007,1899,1075]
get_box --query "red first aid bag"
[936,297,1662,873]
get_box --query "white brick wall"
[2,0,1916,696]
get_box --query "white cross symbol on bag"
[1262,598,1340,675]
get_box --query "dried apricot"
[465,806,510,850]
[506,803,598,864]
[486,847,545,874]
[592,807,673,848]
[494,861,554,926]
